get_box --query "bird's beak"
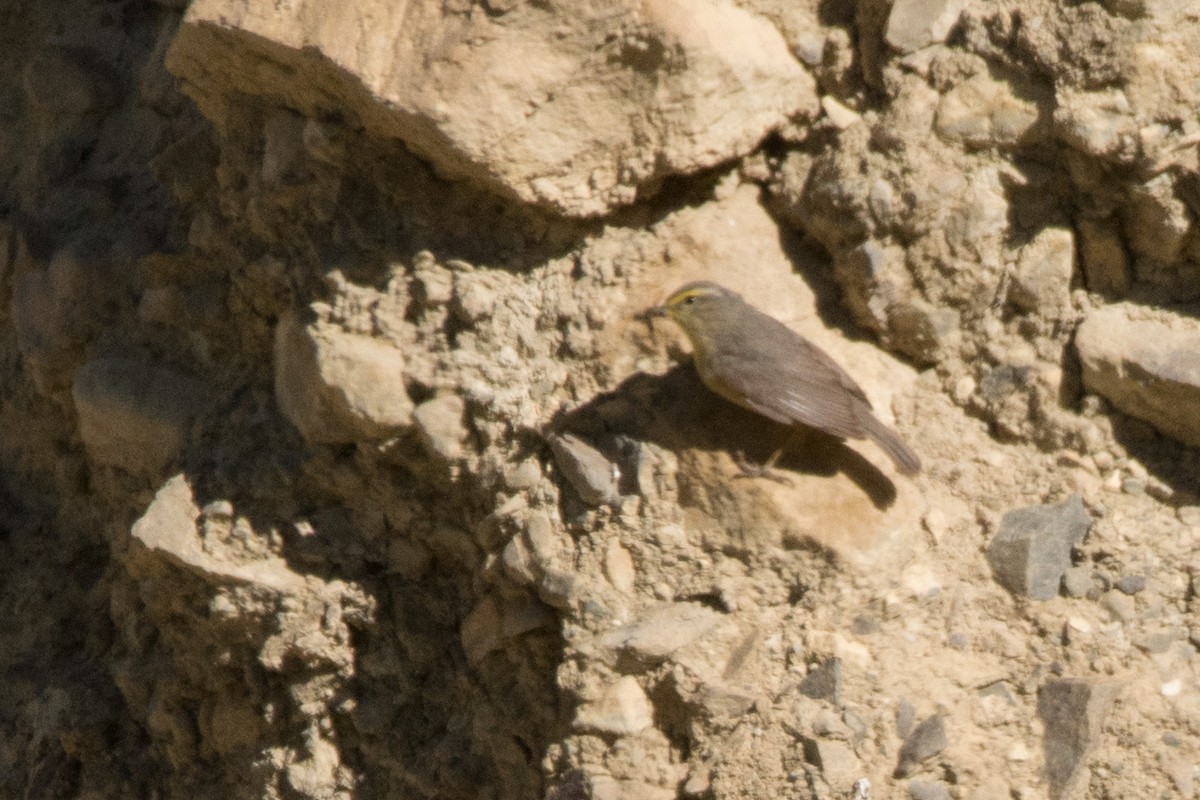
[644,304,668,320]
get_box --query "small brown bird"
[653,280,921,476]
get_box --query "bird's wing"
[717,332,872,440]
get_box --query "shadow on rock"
[549,363,898,511]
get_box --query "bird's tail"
[862,414,921,475]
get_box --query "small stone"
[1132,630,1176,654]
[1077,218,1130,297]
[885,0,965,53]
[821,95,861,129]
[1161,679,1182,697]
[603,540,636,595]
[987,495,1092,600]
[894,715,947,777]
[852,616,881,635]
[274,311,413,444]
[1062,566,1093,598]
[798,658,841,703]
[600,602,722,665]
[1101,590,1136,623]
[503,459,542,491]
[574,676,653,736]
[412,394,468,461]
[72,358,213,476]
[1115,575,1145,595]
[549,433,620,506]
[803,738,861,790]
[1120,477,1144,495]
[501,534,537,585]
[1037,678,1122,799]
[523,511,560,566]
[460,595,504,664]
[1009,228,1075,315]
[538,568,582,610]
[908,779,953,800]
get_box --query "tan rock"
[167,0,818,216]
[1076,304,1200,447]
[573,676,653,735]
[274,311,413,444]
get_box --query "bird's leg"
[734,428,802,484]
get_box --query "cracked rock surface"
[1,1,1199,799]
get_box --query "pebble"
[1062,566,1093,598]
[603,540,636,595]
[798,658,841,703]
[1115,575,1146,595]
[503,459,542,491]
[413,394,468,461]
[894,715,947,777]
[548,432,620,507]
[986,494,1092,600]
[805,738,861,790]
[908,779,953,800]
[599,602,722,665]
[573,676,653,735]
[1101,590,1136,623]
[1037,678,1122,799]
[885,0,965,53]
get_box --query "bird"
[651,280,921,477]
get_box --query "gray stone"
[1037,678,1122,799]
[72,358,212,476]
[412,394,468,461]
[549,433,620,507]
[908,780,953,800]
[798,658,841,703]
[987,495,1091,600]
[887,300,959,366]
[1115,575,1146,595]
[894,715,947,777]
[885,0,965,53]
[1076,304,1200,447]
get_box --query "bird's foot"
[733,452,793,485]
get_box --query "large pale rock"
[1075,304,1200,447]
[274,311,413,444]
[72,358,212,476]
[166,0,818,217]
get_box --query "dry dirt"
[1,1,1198,799]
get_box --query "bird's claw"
[733,452,793,485]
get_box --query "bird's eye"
[683,296,695,305]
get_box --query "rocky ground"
[1,0,1198,799]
